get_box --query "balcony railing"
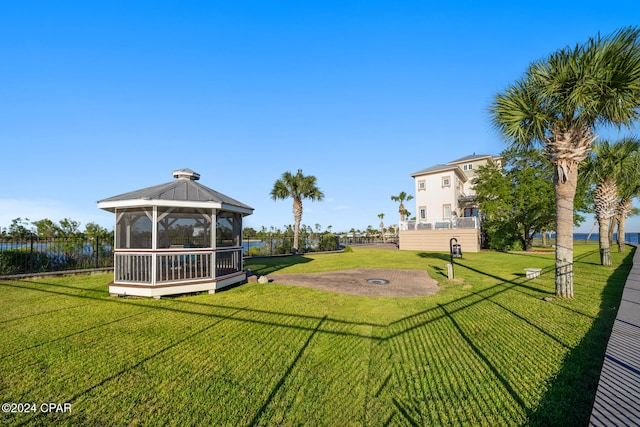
[114,247,243,285]
[401,216,480,231]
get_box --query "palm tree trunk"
[617,198,633,253]
[598,217,612,266]
[617,212,626,253]
[594,180,617,266]
[608,216,617,246]
[554,166,578,298]
[292,198,303,252]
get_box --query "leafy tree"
[270,170,324,252]
[391,192,413,223]
[8,218,32,239]
[583,138,640,265]
[84,222,112,240]
[58,218,82,237]
[474,148,556,250]
[318,233,338,251]
[32,218,61,238]
[490,27,640,297]
[243,227,258,240]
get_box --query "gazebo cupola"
[98,168,254,298]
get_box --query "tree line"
[0,217,113,241]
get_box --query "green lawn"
[0,245,632,426]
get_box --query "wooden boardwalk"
[590,245,640,426]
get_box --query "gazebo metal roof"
[97,168,254,214]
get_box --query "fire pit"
[366,278,390,285]
[267,268,439,297]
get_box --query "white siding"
[414,170,458,224]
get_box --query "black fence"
[0,236,114,276]
[338,236,398,247]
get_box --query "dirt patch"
[267,268,439,297]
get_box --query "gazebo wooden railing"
[114,247,243,285]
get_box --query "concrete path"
[590,246,640,426]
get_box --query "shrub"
[0,249,54,275]
[274,238,293,255]
[318,234,339,251]
[246,246,263,257]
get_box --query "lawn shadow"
[245,254,314,275]
[416,252,451,262]
[0,246,629,426]
[526,249,633,426]
[416,252,452,278]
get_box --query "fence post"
[95,236,100,268]
[29,232,34,274]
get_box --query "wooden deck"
[590,245,640,426]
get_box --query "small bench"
[525,268,542,279]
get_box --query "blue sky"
[1,1,639,234]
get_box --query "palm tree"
[270,170,324,253]
[583,139,639,265]
[391,192,414,223]
[378,213,386,243]
[490,27,640,297]
[613,150,640,253]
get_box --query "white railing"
[401,217,480,231]
[114,246,243,285]
[156,250,212,283]
[215,247,242,277]
[115,252,153,283]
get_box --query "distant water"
[536,232,640,244]
[575,232,639,244]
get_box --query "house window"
[442,176,451,187]
[443,204,451,219]
[463,165,468,171]
[468,164,473,170]
[463,207,479,217]
[419,207,426,220]
[418,180,426,191]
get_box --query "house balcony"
[400,216,480,231]
[458,195,477,206]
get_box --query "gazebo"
[98,168,254,298]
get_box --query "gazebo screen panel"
[157,207,212,249]
[115,208,152,249]
[216,212,242,247]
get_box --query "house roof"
[410,164,468,181]
[97,168,254,214]
[446,153,494,164]
[411,153,501,178]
